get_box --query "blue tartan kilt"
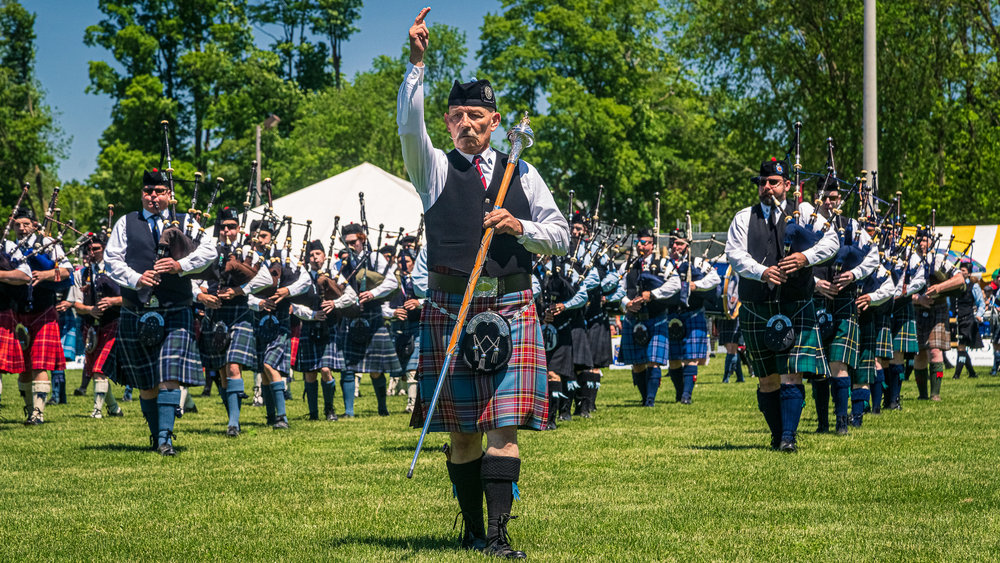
[668,308,709,361]
[413,289,547,434]
[740,300,829,379]
[254,308,292,375]
[619,313,670,365]
[390,317,421,371]
[339,304,401,374]
[200,301,257,370]
[113,306,204,390]
[715,316,742,346]
[296,318,342,372]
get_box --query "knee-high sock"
[871,369,884,410]
[668,367,683,401]
[305,380,319,417]
[954,352,966,378]
[262,382,276,422]
[355,374,362,397]
[560,377,576,417]
[887,364,903,403]
[448,455,486,540]
[811,378,830,429]
[94,379,109,412]
[18,380,31,411]
[547,380,561,424]
[405,371,418,411]
[779,383,805,442]
[734,355,745,381]
[50,371,64,404]
[321,380,336,414]
[965,351,977,377]
[723,354,734,381]
[105,384,121,413]
[632,369,648,404]
[930,361,944,397]
[32,381,50,416]
[831,377,850,417]
[226,378,243,428]
[681,365,697,399]
[79,373,91,392]
[481,455,521,543]
[914,368,929,398]
[182,386,196,410]
[372,375,388,414]
[341,371,356,415]
[270,380,287,418]
[139,397,158,439]
[756,389,782,444]
[645,366,662,406]
[851,387,870,425]
[156,389,181,446]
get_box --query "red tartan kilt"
[84,321,118,377]
[16,307,66,371]
[0,309,25,373]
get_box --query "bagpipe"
[0,182,30,271]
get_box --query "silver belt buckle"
[474,276,499,298]
[148,295,160,308]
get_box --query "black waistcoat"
[82,263,122,325]
[955,280,975,317]
[121,211,193,307]
[425,150,533,277]
[813,213,854,283]
[738,202,814,303]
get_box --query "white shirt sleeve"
[245,256,275,295]
[177,215,218,275]
[725,208,766,282]
[412,247,428,299]
[104,216,143,290]
[397,62,449,202]
[691,257,721,291]
[651,272,682,301]
[515,161,569,257]
[849,222,880,281]
[867,267,896,306]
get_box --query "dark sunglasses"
[142,187,169,195]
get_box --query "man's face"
[141,184,170,213]
[256,231,273,249]
[444,105,501,154]
[670,238,688,259]
[757,176,789,204]
[309,248,326,269]
[402,242,415,251]
[344,234,363,254]
[13,217,34,237]
[220,221,239,243]
[637,237,655,257]
[822,190,840,212]
[90,243,105,263]
[398,255,414,274]
[917,236,930,253]
[571,223,587,240]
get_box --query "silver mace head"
[507,112,535,164]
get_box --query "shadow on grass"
[80,443,187,453]
[687,443,771,451]
[328,533,456,554]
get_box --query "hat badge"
[775,163,783,174]
[483,85,494,102]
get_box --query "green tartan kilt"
[874,306,894,358]
[816,296,858,369]
[855,309,878,386]
[892,300,918,355]
[739,300,829,379]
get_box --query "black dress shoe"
[273,416,289,429]
[680,396,692,405]
[187,404,198,414]
[770,436,781,450]
[107,408,124,417]
[73,388,87,396]
[157,442,177,456]
[835,415,850,435]
[325,409,338,421]
[226,426,240,437]
[484,515,526,559]
[779,439,797,453]
[460,529,487,551]
[815,424,829,434]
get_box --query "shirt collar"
[456,146,496,166]
[142,209,166,220]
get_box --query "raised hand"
[409,7,431,65]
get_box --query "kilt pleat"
[83,321,117,377]
[739,300,829,379]
[570,323,594,369]
[585,316,613,368]
[892,301,918,354]
[114,307,203,390]
[715,316,742,346]
[619,314,670,365]
[297,318,343,372]
[200,301,258,370]
[339,305,401,374]
[916,301,950,351]
[956,315,983,349]
[855,311,878,385]
[545,321,574,377]
[668,309,709,361]
[0,309,25,373]
[254,308,292,375]
[16,307,66,371]
[413,289,547,434]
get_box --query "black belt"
[122,298,193,311]
[428,271,531,296]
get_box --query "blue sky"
[23,1,500,182]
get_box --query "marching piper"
[912,227,953,401]
[104,169,217,455]
[387,247,423,414]
[887,234,925,410]
[725,157,838,452]
[399,8,568,557]
[716,265,746,383]
[0,205,33,405]
[951,260,984,379]
[855,248,897,423]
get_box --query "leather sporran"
[137,312,166,348]
[461,311,513,375]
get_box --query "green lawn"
[2,366,999,561]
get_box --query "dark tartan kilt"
[570,319,594,369]
[855,310,878,386]
[619,313,670,366]
[297,318,343,372]
[956,315,984,349]
[15,307,66,371]
[872,305,895,358]
[916,301,950,351]
[0,309,25,374]
[113,306,203,390]
[668,308,709,361]
[816,296,859,369]
[254,308,292,375]
[585,313,613,368]
[740,300,829,379]
[200,301,257,371]
[339,304,401,374]
[412,289,547,434]
[892,301,918,355]
[715,316,742,346]
[83,320,117,377]
[545,321,574,377]
[391,317,421,371]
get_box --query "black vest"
[121,211,193,307]
[425,150,533,277]
[738,202,814,303]
[813,214,855,284]
[625,255,669,317]
[82,263,122,325]
[955,280,975,317]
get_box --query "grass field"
[2,366,999,562]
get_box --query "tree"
[307,0,362,89]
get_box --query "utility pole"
[863,0,877,207]
[255,114,282,205]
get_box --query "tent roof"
[251,162,423,253]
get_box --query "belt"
[428,271,531,297]
[122,298,192,312]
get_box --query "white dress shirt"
[104,210,216,290]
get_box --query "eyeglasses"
[345,238,361,245]
[638,239,655,245]
[142,187,169,195]
[762,178,784,187]
[824,194,840,201]
[221,223,239,230]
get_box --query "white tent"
[251,162,424,254]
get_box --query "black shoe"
[325,409,338,422]
[309,413,319,421]
[175,406,183,419]
[149,435,158,451]
[378,407,390,417]
[484,514,526,559]
[680,395,692,405]
[157,442,177,456]
[850,415,862,428]
[969,373,978,379]
[24,407,44,425]
[770,436,781,450]
[722,376,730,383]
[187,404,198,414]
[73,388,87,396]
[273,416,289,429]
[558,413,571,421]
[107,407,124,417]
[835,415,850,435]
[815,424,829,434]
[888,401,902,411]
[871,405,881,415]
[779,439,797,453]
[226,426,240,437]
[201,389,212,397]
[953,374,960,380]
[544,420,557,431]
[580,410,592,419]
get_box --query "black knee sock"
[965,351,977,377]
[811,379,830,430]
[756,389,783,446]
[447,456,486,541]
[372,376,388,414]
[481,455,520,543]
[954,353,965,378]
